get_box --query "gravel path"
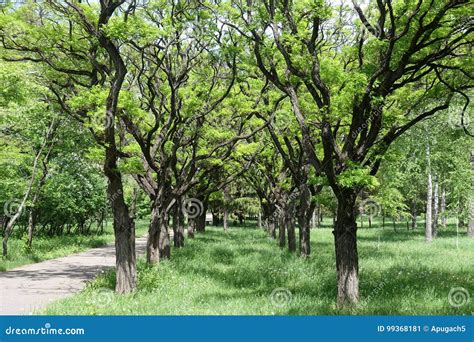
[0,236,148,315]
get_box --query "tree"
[230,0,473,305]
[1,1,139,293]
[112,1,264,263]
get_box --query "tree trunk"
[269,217,276,239]
[441,186,446,228]
[411,201,417,230]
[212,211,220,226]
[27,142,54,249]
[468,202,474,237]
[195,213,206,232]
[187,219,195,239]
[158,217,171,259]
[278,217,286,248]
[195,197,208,233]
[98,3,136,294]
[258,212,262,230]
[297,184,312,257]
[27,210,36,249]
[432,177,439,238]
[130,187,139,220]
[334,192,359,306]
[146,204,161,264]
[222,208,229,232]
[425,144,433,243]
[108,175,136,293]
[287,217,296,253]
[173,200,185,248]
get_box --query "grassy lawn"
[43,220,473,315]
[0,221,149,271]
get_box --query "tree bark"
[223,208,228,232]
[173,200,185,248]
[195,196,208,233]
[96,0,137,293]
[441,186,446,228]
[108,176,136,293]
[27,139,54,248]
[278,216,286,248]
[268,216,276,239]
[411,201,417,230]
[297,184,312,257]
[432,177,439,238]
[158,217,171,259]
[334,192,359,306]
[26,208,38,249]
[146,204,160,264]
[287,216,296,253]
[425,144,433,243]
[468,202,474,237]
[187,219,195,239]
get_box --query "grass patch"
[43,220,473,315]
[0,221,148,271]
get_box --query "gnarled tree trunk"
[146,204,161,264]
[278,215,286,247]
[334,192,359,306]
[108,174,136,293]
[297,184,312,257]
[195,196,208,233]
[287,215,296,253]
[173,199,185,248]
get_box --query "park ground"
[26,219,474,316]
[0,224,149,271]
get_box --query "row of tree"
[0,0,472,306]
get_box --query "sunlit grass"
[43,219,473,315]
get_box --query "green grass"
[0,221,148,271]
[43,220,473,315]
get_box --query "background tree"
[230,0,473,305]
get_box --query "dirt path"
[0,236,148,315]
